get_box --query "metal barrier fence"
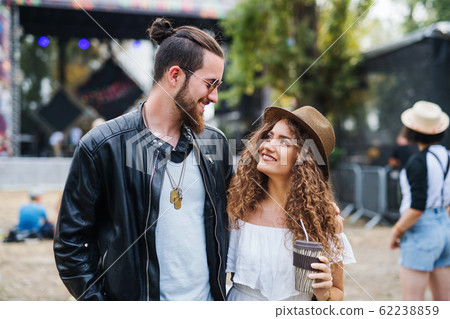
[0,157,72,190]
[331,164,362,218]
[333,163,401,229]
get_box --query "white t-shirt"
[399,144,450,214]
[155,152,212,300]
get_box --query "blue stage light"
[78,38,90,50]
[132,40,141,49]
[38,36,50,47]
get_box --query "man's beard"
[174,81,205,135]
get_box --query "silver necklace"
[142,105,187,210]
[165,152,187,210]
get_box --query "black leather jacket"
[54,105,233,300]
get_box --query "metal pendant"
[170,188,178,204]
[174,198,182,210]
[170,188,183,209]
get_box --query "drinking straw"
[299,218,309,242]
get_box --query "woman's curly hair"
[227,117,343,260]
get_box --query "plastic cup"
[293,240,324,293]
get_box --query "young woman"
[226,106,355,301]
[390,101,450,301]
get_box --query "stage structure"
[1,0,237,155]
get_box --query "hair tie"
[168,27,174,32]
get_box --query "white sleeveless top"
[226,220,356,301]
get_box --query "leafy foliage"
[221,0,373,118]
[20,35,57,108]
[402,0,450,32]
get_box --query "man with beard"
[54,18,233,301]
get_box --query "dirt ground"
[0,190,433,301]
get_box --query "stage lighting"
[132,40,141,49]
[78,38,90,50]
[38,36,50,47]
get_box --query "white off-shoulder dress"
[226,220,356,301]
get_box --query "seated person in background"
[4,188,54,242]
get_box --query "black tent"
[362,22,450,150]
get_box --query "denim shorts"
[399,208,450,272]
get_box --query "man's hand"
[332,202,344,233]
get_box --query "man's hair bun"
[148,18,175,45]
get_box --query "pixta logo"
[125,129,172,174]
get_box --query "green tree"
[221,0,372,119]
[20,35,58,135]
[20,35,56,106]
[403,0,450,32]
[431,0,450,20]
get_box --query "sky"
[360,0,410,51]
[362,0,433,51]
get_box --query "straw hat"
[262,106,335,179]
[401,101,449,135]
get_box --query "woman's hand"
[389,208,422,249]
[309,256,333,301]
[389,226,403,249]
